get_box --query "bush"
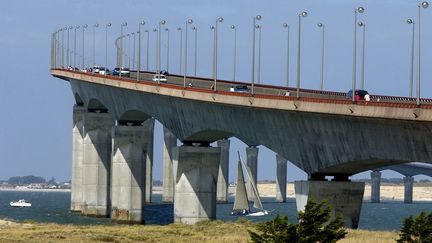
[249,199,347,243]
[397,211,432,243]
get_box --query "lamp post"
[283,23,290,87]
[192,26,197,76]
[74,26,79,68]
[213,17,224,91]
[358,21,366,90]
[251,15,262,94]
[127,33,131,69]
[231,25,237,81]
[92,24,99,67]
[67,26,72,67]
[153,28,158,72]
[132,32,136,70]
[145,29,149,71]
[407,19,415,97]
[120,22,127,77]
[296,11,308,99]
[257,24,262,84]
[157,20,166,80]
[81,24,88,70]
[184,19,193,88]
[416,1,429,106]
[351,6,365,103]
[105,23,111,76]
[137,21,145,80]
[165,28,170,72]
[317,22,325,91]
[177,27,183,74]
[61,27,66,67]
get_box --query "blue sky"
[1,0,432,182]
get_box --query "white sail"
[240,156,264,211]
[232,155,250,212]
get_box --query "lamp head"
[357,21,364,27]
[140,21,145,25]
[83,24,88,28]
[107,23,112,27]
[76,25,80,29]
[177,27,182,31]
[218,17,224,22]
[160,20,166,25]
[122,22,127,27]
[255,15,262,20]
[407,19,414,24]
[255,24,260,29]
[283,23,289,28]
[187,19,193,24]
[357,7,365,13]
[69,26,73,29]
[153,28,157,32]
[165,28,169,31]
[300,11,308,17]
[422,1,429,8]
[94,24,99,28]
[192,26,197,30]
[230,25,235,29]
[317,22,323,27]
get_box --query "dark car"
[347,89,369,101]
[112,67,130,77]
[160,70,169,76]
[230,85,250,93]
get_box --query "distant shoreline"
[0,188,70,193]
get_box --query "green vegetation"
[249,199,347,242]
[397,211,432,243]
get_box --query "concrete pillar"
[162,127,177,203]
[144,119,154,203]
[174,144,221,224]
[294,180,365,229]
[404,176,414,204]
[275,154,287,203]
[246,146,259,202]
[110,124,149,223]
[216,139,230,203]
[370,170,381,203]
[81,111,113,217]
[71,105,86,212]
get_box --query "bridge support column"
[110,123,150,223]
[174,144,221,224]
[276,154,287,202]
[81,111,113,217]
[294,180,365,229]
[246,146,259,202]
[370,170,381,203]
[217,139,230,203]
[144,119,154,204]
[404,176,414,204]
[162,127,177,203]
[71,105,86,212]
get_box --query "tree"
[397,211,432,243]
[249,199,347,243]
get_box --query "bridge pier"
[71,105,86,212]
[144,119,154,204]
[162,127,177,203]
[276,154,287,202]
[404,176,414,204]
[246,146,259,202]
[81,111,113,217]
[294,180,365,229]
[370,170,381,203]
[110,122,151,223]
[216,139,230,203]
[174,143,221,224]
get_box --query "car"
[347,89,370,101]
[112,67,130,77]
[160,70,169,76]
[152,74,167,82]
[98,67,109,75]
[93,65,101,73]
[230,85,250,93]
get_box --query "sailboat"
[231,152,268,216]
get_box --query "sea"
[1,190,431,231]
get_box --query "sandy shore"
[0,188,71,193]
[229,183,432,201]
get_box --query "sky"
[1,0,432,182]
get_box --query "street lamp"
[358,21,366,90]
[317,22,325,91]
[351,6,365,103]
[231,25,237,81]
[283,23,290,88]
[105,23,111,76]
[137,21,145,80]
[132,32,136,70]
[74,26,80,68]
[251,15,262,94]
[157,20,166,80]
[407,19,415,97]
[192,26,197,76]
[177,27,183,74]
[416,1,429,106]
[145,29,149,71]
[212,17,224,91]
[165,28,170,73]
[92,24,99,67]
[257,24,262,84]
[67,26,72,67]
[153,28,158,72]
[184,19,193,88]
[127,33,131,69]
[296,11,308,99]
[120,22,127,77]
[81,24,88,70]
[61,27,66,67]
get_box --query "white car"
[152,74,167,82]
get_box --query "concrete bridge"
[370,162,432,204]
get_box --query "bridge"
[51,22,432,229]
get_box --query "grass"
[0,219,399,242]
